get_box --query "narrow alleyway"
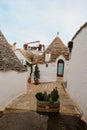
[6,81,81,115]
[0,81,87,130]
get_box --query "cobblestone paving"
[6,81,80,116]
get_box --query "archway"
[57,59,64,77]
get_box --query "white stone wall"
[33,55,68,83]
[56,55,68,81]
[15,49,31,81]
[15,50,27,65]
[37,63,57,83]
[67,27,87,120]
[63,60,69,82]
[0,71,28,110]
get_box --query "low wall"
[38,63,57,83]
[0,71,27,110]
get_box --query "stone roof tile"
[0,31,27,72]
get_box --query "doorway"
[57,59,64,77]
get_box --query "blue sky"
[0,0,87,48]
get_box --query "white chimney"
[12,42,16,51]
[45,52,51,62]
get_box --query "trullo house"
[12,35,69,83]
[31,36,69,83]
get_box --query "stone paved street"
[0,81,87,130]
[6,81,80,116]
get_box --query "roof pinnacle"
[57,32,59,37]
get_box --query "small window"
[46,64,48,67]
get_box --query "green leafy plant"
[48,87,59,103]
[33,64,40,84]
[35,87,59,104]
[35,92,44,101]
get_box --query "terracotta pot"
[28,77,31,83]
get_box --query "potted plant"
[35,87,60,114]
[33,64,40,85]
[26,61,34,83]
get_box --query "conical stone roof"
[0,31,27,72]
[45,36,69,62]
[32,36,69,64]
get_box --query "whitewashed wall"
[67,27,87,120]
[15,50,31,81]
[32,55,67,83]
[15,50,27,65]
[63,61,69,82]
[0,71,28,110]
[37,63,57,83]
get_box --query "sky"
[0,0,87,48]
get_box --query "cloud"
[0,0,87,47]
